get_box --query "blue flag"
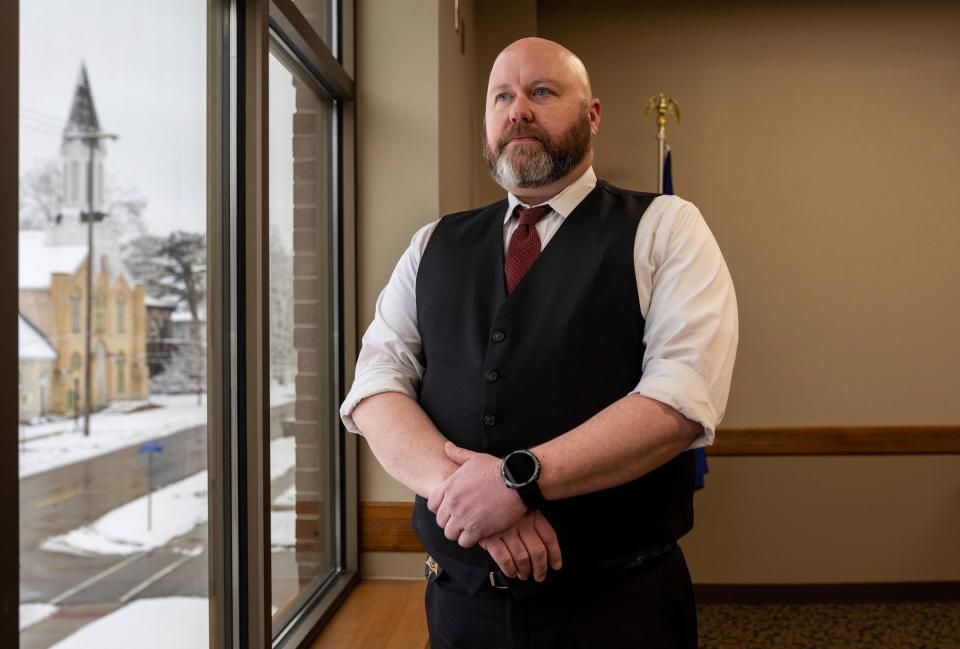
[663,146,674,195]
[662,145,709,491]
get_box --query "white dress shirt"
[340,167,738,449]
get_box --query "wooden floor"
[309,579,429,649]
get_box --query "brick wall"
[290,73,331,584]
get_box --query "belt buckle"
[425,556,441,583]
[621,543,676,572]
[489,571,510,590]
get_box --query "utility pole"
[66,131,116,436]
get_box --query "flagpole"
[657,129,665,193]
[645,93,680,194]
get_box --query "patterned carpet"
[697,603,960,649]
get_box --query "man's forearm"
[355,393,564,568]
[533,393,702,501]
[351,391,457,498]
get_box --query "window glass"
[292,0,335,55]
[268,48,337,632]
[18,2,208,647]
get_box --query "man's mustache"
[496,124,549,152]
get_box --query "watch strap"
[516,480,546,511]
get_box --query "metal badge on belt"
[424,556,441,583]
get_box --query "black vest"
[413,180,694,593]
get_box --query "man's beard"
[484,110,591,190]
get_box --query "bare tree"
[20,159,62,229]
[103,178,148,242]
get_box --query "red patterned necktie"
[504,204,551,294]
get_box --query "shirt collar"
[503,166,598,224]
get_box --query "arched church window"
[70,289,81,332]
[116,293,126,332]
[94,290,105,332]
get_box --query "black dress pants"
[425,544,698,649]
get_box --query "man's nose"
[509,95,533,123]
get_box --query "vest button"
[485,370,499,383]
[482,414,497,427]
[491,330,506,343]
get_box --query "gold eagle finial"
[645,93,681,134]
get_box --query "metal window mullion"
[208,0,241,647]
[238,0,273,648]
[0,1,18,645]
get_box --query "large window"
[17,1,208,647]
[10,2,354,647]
[268,46,337,631]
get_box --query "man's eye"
[495,92,510,102]
[533,87,552,97]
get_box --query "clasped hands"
[427,442,561,582]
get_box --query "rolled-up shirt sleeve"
[339,221,438,434]
[632,196,739,449]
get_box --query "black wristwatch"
[501,449,547,511]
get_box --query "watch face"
[504,451,537,486]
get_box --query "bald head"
[483,37,601,200]
[488,37,592,101]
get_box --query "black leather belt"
[487,542,677,589]
[426,542,678,599]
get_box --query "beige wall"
[354,1,960,582]
[539,0,960,427]
[355,0,480,576]
[682,455,960,583]
[537,0,960,583]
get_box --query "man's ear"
[590,98,602,136]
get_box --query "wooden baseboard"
[359,502,423,552]
[711,425,960,455]
[695,582,960,604]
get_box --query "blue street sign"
[138,441,164,454]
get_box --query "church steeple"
[51,63,109,246]
[63,63,101,140]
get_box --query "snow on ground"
[18,395,207,479]
[20,603,57,630]
[41,472,208,557]
[50,597,208,649]
[19,386,297,479]
[42,437,298,557]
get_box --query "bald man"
[341,37,738,648]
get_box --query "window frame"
[1,1,18,641]
[207,1,358,648]
[1,0,357,646]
